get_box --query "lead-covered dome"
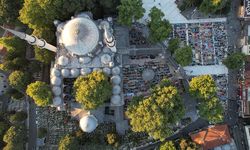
[61,17,100,56]
[79,115,98,133]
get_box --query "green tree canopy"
[168,38,180,54]
[8,71,32,92]
[223,52,245,70]
[198,97,224,123]
[37,127,47,138]
[6,88,24,100]
[106,133,118,145]
[148,7,172,43]
[0,0,23,24]
[160,141,176,150]
[26,81,52,107]
[34,46,55,64]
[174,46,192,66]
[3,126,26,146]
[9,111,27,123]
[0,121,8,137]
[199,0,228,14]
[189,75,216,100]
[74,71,112,110]
[0,37,28,71]
[178,138,198,150]
[58,134,79,150]
[126,79,184,140]
[117,0,145,26]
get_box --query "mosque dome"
[79,115,98,133]
[52,86,62,96]
[51,68,61,77]
[70,68,80,77]
[112,67,120,75]
[112,85,121,95]
[79,56,91,64]
[61,69,70,77]
[51,76,62,86]
[111,95,121,105]
[53,97,62,106]
[111,75,121,85]
[103,67,111,75]
[80,68,92,75]
[58,56,69,66]
[101,54,111,65]
[61,17,100,56]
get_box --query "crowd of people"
[172,22,228,66]
[122,55,172,111]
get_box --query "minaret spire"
[1,26,57,52]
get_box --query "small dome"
[79,56,91,64]
[142,69,155,81]
[103,68,111,75]
[112,67,120,75]
[102,47,111,53]
[111,75,121,85]
[51,68,61,77]
[112,85,121,95]
[111,95,121,105]
[79,115,98,133]
[70,68,80,77]
[51,76,62,86]
[93,68,101,72]
[61,69,70,77]
[61,17,100,56]
[109,62,114,68]
[58,56,69,66]
[101,54,111,65]
[80,68,92,75]
[52,86,62,96]
[53,97,62,106]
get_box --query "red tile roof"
[190,124,231,150]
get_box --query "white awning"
[183,65,228,76]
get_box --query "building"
[244,125,250,149]
[1,12,126,133]
[190,124,236,150]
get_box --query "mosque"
[1,12,125,133]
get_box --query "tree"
[0,121,8,137]
[73,71,112,110]
[26,81,52,107]
[28,60,41,73]
[199,0,228,14]
[37,128,47,138]
[174,46,192,66]
[9,111,27,123]
[0,0,23,24]
[178,138,198,150]
[148,7,172,43]
[0,37,28,71]
[34,46,54,64]
[3,142,23,150]
[198,97,224,123]
[117,0,145,26]
[106,133,118,145]
[223,52,245,70]
[126,79,184,140]
[168,38,180,54]
[8,71,32,92]
[6,88,24,100]
[58,134,79,150]
[160,141,176,150]
[3,126,26,145]
[189,75,217,100]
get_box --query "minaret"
[1,26,57,52]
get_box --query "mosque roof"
[61,17,100,56]
[79,115,98,133]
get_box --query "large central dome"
[61,17,100,56]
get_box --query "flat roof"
[184,65,228,76]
